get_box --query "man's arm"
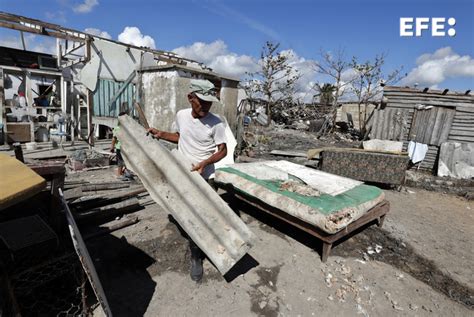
[191,143,227,174]
[110,137,116,152]
[147,128,180,144]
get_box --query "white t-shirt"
[174,108,227,179]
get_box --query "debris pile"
[271,104,332,127]
[68,149,111,171]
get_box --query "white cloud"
[84,27,111,39]
[401,47,474,87]
[118,26,156,49]
[280,49,318,102]
[73,0,99,13]
[173,40,258,78]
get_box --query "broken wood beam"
[81,182,130,192]
[84,216,139,241]
[71,187,147,210]
[74,198,141,222]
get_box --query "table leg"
[321,242,332,262]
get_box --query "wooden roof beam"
[0,21,86,42]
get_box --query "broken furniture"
[0,163,91,315]
[319,149,409,185]
[116,115,255,275]
[214,161,389,262]
[27,161,66,233]
[0,153,46,210]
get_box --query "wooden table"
[219,183,390,262]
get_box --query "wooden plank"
[74,197,141,221]
[429,108,443,145]
[84,216,139,241]
[81,182,130,192]
[437,108,455,145]
[0,21,85,42]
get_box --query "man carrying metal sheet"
[147,79,227,282]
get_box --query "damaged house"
[0,12,240,146]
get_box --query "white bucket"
[25,142,38,150]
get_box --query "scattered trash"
[409,303,419,311]
[375,244,383,253]
[325,273,336,287]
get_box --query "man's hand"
[110,147,115,153]
[191,161,207,174]
[146,128,160,138]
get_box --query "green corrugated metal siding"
[93,79,135,117]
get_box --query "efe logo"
[400,18,456,37]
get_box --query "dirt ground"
[67,162,473,317]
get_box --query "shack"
[370,86,473,175]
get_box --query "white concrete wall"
[142,70,239,133]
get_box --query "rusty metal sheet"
[116,115,255,275]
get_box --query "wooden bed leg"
[377,215,386,227]
[321,242,332,262]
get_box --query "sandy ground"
[67,166,473,317]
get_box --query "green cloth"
[217,167,383,215]
[113,126,121,150]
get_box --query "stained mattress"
[214,161,385,234]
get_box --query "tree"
[313,49,353,133]
[350,54,404,135]
[244,41,300,126]
[314,83,336,105]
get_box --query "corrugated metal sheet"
[448,109,474,143]
[402,141,439,171]
[408,107,455,146]
[370,108,410,141]
[373,87,474,172]
[93,79,135,117]
[116,115,255,275]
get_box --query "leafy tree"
[314,83,336,105]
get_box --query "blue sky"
[1,0,473,93]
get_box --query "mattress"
[215,161,385,234]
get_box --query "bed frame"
[218,183,390,262]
